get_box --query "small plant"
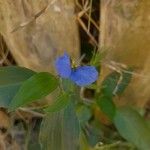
[0,52,150,150]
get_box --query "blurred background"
[0,0,150,149]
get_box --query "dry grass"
[0,35,16,66]
[75,0,99,47]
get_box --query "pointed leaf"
[116,70,132,95]
[0,66,35,107]
[101,70,132,97]
[114,107,150,150]
[102,72,120,97]
[9,72,58,111]
[40,100,80,150]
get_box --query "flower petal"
[55,53,71,78]
[70,66,98,86]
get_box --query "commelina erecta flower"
[55,52,98,86]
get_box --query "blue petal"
[70,66,98,86]
[55,53,71,78]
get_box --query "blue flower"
[55,53,98,86]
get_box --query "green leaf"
[102,72,120,97]
[76,104,92,124]
[44,92,70,113]
[0,66,35,107]
[115,70,132,95]
[9,72,58,111]
[40,100,80,150]
[101,70,132,97]
[97,96,116,120]
[114,107,150,150]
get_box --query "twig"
[87,0,93,32]
[77,17,98,46]
[11,1,54,33]
[76,0,100,31]
[19,107,45,118]
[103,61,150,80]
